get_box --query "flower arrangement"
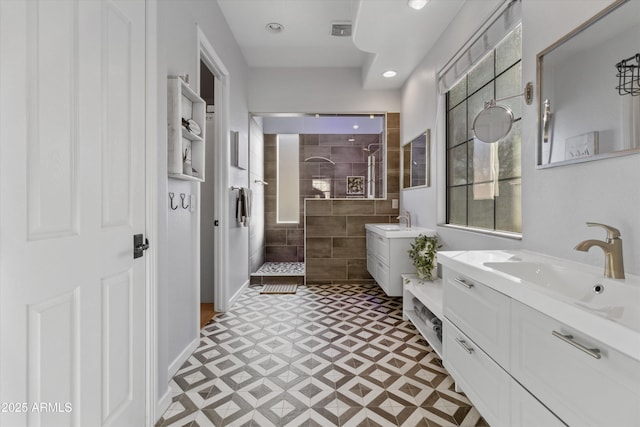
[407,234,440,281]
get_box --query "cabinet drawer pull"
[552,331,601,359]
[455,338,475,354]
[454,278,474,289]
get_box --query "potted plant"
[408,234,440,281]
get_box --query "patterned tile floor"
[253,262,305,276]
[156,284,488,427]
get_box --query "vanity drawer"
[443,319,511,427]
[511,300,640,427]
[373,234,389,264]
[375,259,390,294]
[366,253,375,277]
[366,231,374,254]
[443,268,510,368]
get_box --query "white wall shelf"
[402,273,443,358]
[167,76,206,182]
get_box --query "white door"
[0,0,147,426]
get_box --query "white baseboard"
[156,387,172,421]
[167,337,199,380]
[228,279,249,310]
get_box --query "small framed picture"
[347,176,364,195]
[564,131,598,160]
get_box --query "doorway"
[199,60,218,328]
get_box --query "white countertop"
[365,223,436,238]
[438,249,640,362]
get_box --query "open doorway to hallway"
[199,60,218,328]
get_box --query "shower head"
[304,156,336,165]
[362,144,380,153]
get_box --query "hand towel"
[472,137,500,200]
[235,187,252,227]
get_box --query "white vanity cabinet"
[443,272,510,368]
[511,300,640,427]
[510,379,566,427]
[442,265,566,427]
[443,318,511,426]
[366,230,412,296]
[441,256,640,427]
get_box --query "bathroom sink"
[438,249,640,361]
[483,261,594,295]
[365,223,435,238]
[483,260,640,332]
[376,224,402,231]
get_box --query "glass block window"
[446,25,522,234]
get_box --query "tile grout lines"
[156,284,488,427]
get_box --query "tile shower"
[258,113,400,284]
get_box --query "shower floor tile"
[253,262,305,276]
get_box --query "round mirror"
[472,104,514,143]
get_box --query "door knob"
[133,234,150,259]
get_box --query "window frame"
[444,25,523,236]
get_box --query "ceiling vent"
[331,22,352,37]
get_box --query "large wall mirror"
[537,0,640,168]
[402,130,430,189]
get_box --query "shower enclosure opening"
[252,113,387,270]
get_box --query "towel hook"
[180,193,189,209]
[169,192,178,210]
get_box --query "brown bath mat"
[260,284,298,294]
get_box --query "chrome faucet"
[574,222,625,279]
[397,211,411,228]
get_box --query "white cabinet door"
[510,380,565,427]
[511,300,640,427]
[443,319,511,427]
[443,268,511,368]
[0,1,147,426]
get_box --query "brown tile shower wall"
[305,113,401,284]
[299,133,385,199]
[264,123,391,262]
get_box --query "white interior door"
[0,0,147,426]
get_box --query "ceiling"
[217,0,465,90]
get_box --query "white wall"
[400,0,640,274]
[521,0,639,274]
[249,67,401,113]
[249,117,265,273]
[156,0,250,415]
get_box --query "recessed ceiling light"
[407,0,429,10]
[265,22,284,33]
[353,124,359,130]
[369,114,375,119]
[348,138,355,142]
[382,70,397,78]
